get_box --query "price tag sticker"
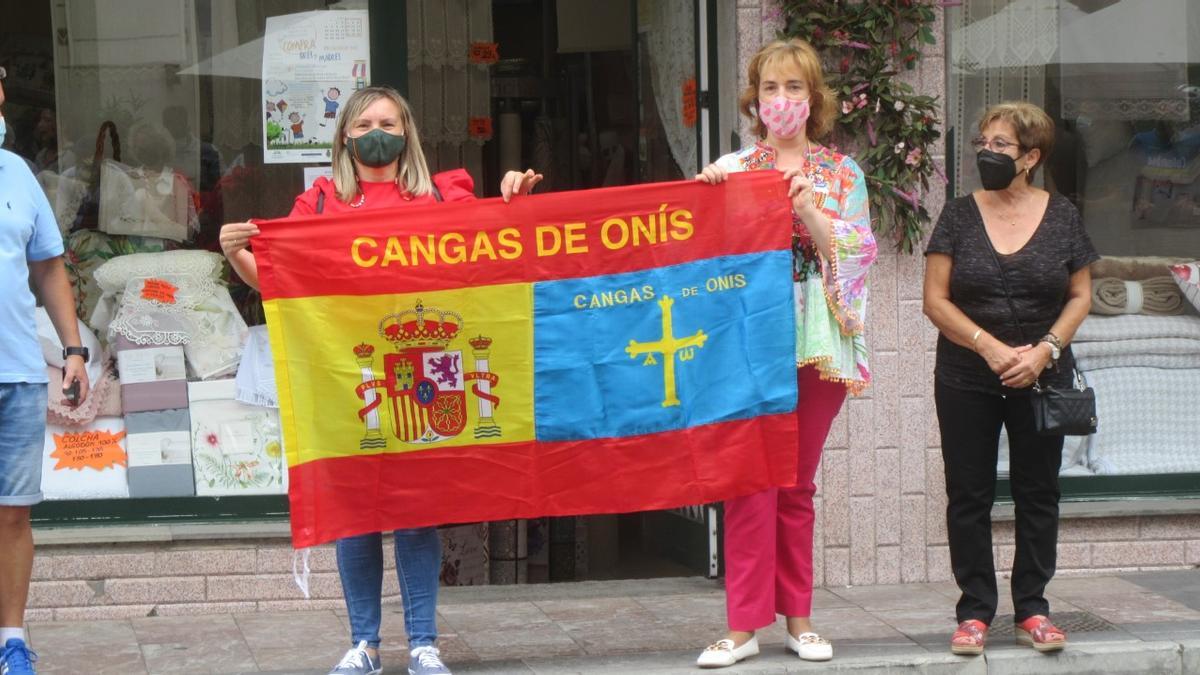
[141,278,179,304]
[469,42,500,65]
[50,430,127,471]
[469,117,494,139]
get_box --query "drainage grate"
[987,611,1117,637]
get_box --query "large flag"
[255,172,800,548]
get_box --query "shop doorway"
[442,0,723,582]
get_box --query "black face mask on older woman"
[976,149,1027,191]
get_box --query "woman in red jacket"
[220,85,539,675]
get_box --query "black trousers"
[935,380,1064,624]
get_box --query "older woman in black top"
[922,101,1098,656]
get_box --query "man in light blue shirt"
[0,69,90,675]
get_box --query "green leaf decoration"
[781,0,944,253]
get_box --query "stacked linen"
[1071,314,1200,475]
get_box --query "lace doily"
[91,250,224,334]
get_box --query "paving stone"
[829,581,950,611]
[982,639,1181,675]
[131,614,256,674]
[1181,639,1200,675]
[235,610,348,670]
[27,619,146,674]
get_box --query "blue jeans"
[0,383,47,506]
[336,528,441,648]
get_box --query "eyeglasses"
[971,136,1025,154]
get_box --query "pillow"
[1092,255,1191,281]
[1171,262,1200,313]
[1077,118,1132,168]
[35,307,104,387]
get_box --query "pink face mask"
[757,97,810,139]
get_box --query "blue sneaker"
[0,639,37,675]
[408,645,451,675]
[328,641,380,675]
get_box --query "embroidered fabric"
[93,251,248,380]
[91,250,224,333]
[236,325,279,408]
[46,366,122,427]
[713,142,876,391]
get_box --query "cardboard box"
[126,408,195,497]
[188,380,285,496]
[40,417,130,500]
[115,336,188,413]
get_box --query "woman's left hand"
[500,169,544,202]
[999,343,1051,389]
[782,168,818,221]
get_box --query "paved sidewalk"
[24,569,1200,673]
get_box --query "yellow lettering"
[469,231,497,263]
[382,237,408,267]
[410,235,437,265]
[351,236,379,267]
[734,273,747,288]
[669,208,695,241]
[573,294,587,309]
[631,214,656,246]
[438,232,466,264]
[536,225,562,257]
[563,222,589,254]
[643,285,656,299]
[601,217,629,250]
[497,227,523,260]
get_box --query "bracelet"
[1041,332,1063,350]
[971,328,983,351]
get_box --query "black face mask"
[976,148,1026,190]
[974,147,1032,189]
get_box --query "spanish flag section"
[254,172,800,548]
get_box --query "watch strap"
[63,346,90,362]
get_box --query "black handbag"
[982,225,1097,436]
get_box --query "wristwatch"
[62,346,90,363]
[1039,335,1061,363]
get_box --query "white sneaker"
[695,636,759,668]
[786,631,833,661]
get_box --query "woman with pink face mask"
[694,38,876,669]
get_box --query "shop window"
[947,0,1200,498]
[0,0,382,520]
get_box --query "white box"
[189,380,285,496]
[41,417,130,500]
[117,345,186,384]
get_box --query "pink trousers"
[723,366,847,631]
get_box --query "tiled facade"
[27,1,1199,619]
[736,0,1200,590]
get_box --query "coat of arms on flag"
[353,302,501,449]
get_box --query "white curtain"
[641,0,696,177]
[949,0,1056,193]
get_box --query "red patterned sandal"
[950,619,988,655]
[1015,615,1066,652]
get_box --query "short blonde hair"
[977,101,1055,181]
[331,86,432,203]
[740,39,837,141]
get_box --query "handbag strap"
[978,209,1078,389]
[978,213,1028,345]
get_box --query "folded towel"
[1091,276,1185,315]
[1091,256,1190,281]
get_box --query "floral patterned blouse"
[714,142,877,394]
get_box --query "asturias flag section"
[254,172,800,548]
